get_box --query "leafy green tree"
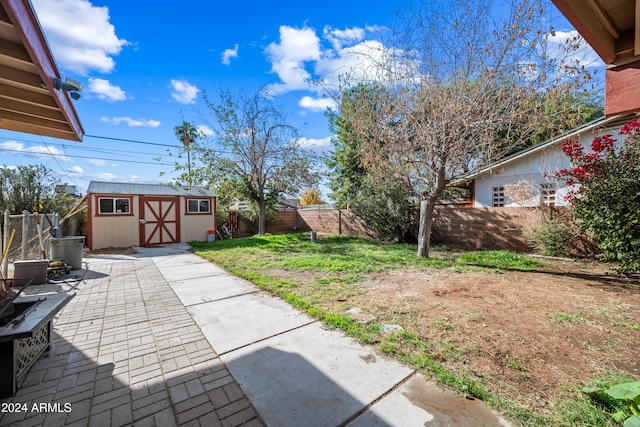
[350,175,417,242]
[325,84,378,209]
[327,84,416,241]
[201,89,320,235]
[557,119,640,275]
[0,165,73,214]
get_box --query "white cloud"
[265,26,322,95]
[88,78,126,101]
[297,136,332,149]
[547,30,603,68]
[69,165,84,174]
[263,25,404,105]
[94,172,118,181]
[82,172,167,184]
[0,141,70,162]
[32,0,128,75]
[87,158,107,166]
[323,26,365,50]
[100,116,161,127]
[196,125,214,137]
[222,44,239,65]
[314,40,399,89]
[298,96,336,112]
[170,79,200,104]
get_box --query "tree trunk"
[257,199,267,235]
[186,148,192,185]
[417,198,436,258]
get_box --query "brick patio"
[0,255,264,427]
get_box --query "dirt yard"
[344,256,640,410]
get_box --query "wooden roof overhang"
[552,0,640,116]
[0,0,83,141]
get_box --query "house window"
[540,183,556,207]
[187,199,210,214]
[492,186,506,207]
[98,197,130,214]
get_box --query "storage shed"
[86,181,216,250]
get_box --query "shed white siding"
[90,194,141,248]
[86,182,216,250]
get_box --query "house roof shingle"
[87,181,216,197]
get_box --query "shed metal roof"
[87,181,216,197]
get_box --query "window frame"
[96,196,133,216]
[186,198,212,215]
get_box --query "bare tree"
[202,89,320,235]
[330,0,596,257]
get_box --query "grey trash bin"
[50,236,85,270]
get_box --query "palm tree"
[174,121,199,185]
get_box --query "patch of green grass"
[504,356,530,377]
[603,313,640,331]
[551,312,588,325]
[193,234,542,276]
[435,339,466,362]
[315,274,363,285]
[434,319,456,330]
[556,371,640,427]
[190,233,630,426]
[457,250,543,271]
[616,321,640,331]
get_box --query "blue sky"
[0,0,602,198]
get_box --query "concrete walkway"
[1,243,511,426]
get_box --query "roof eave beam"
[552,0,617,64]
[0,0,84,141]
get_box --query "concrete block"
[13,259,49,285]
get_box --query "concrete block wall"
[237,206,569,253]
[430,206,546,252]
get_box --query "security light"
[53,77,82,100]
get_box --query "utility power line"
[0,147,174,166]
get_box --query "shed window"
[98,197,130,214]
[187,199,210,214]
[540,183,556,207]
[492,186,506,207]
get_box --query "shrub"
[557,119,640,275]
[527,215,574,257]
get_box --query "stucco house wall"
[467,114,635,208]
